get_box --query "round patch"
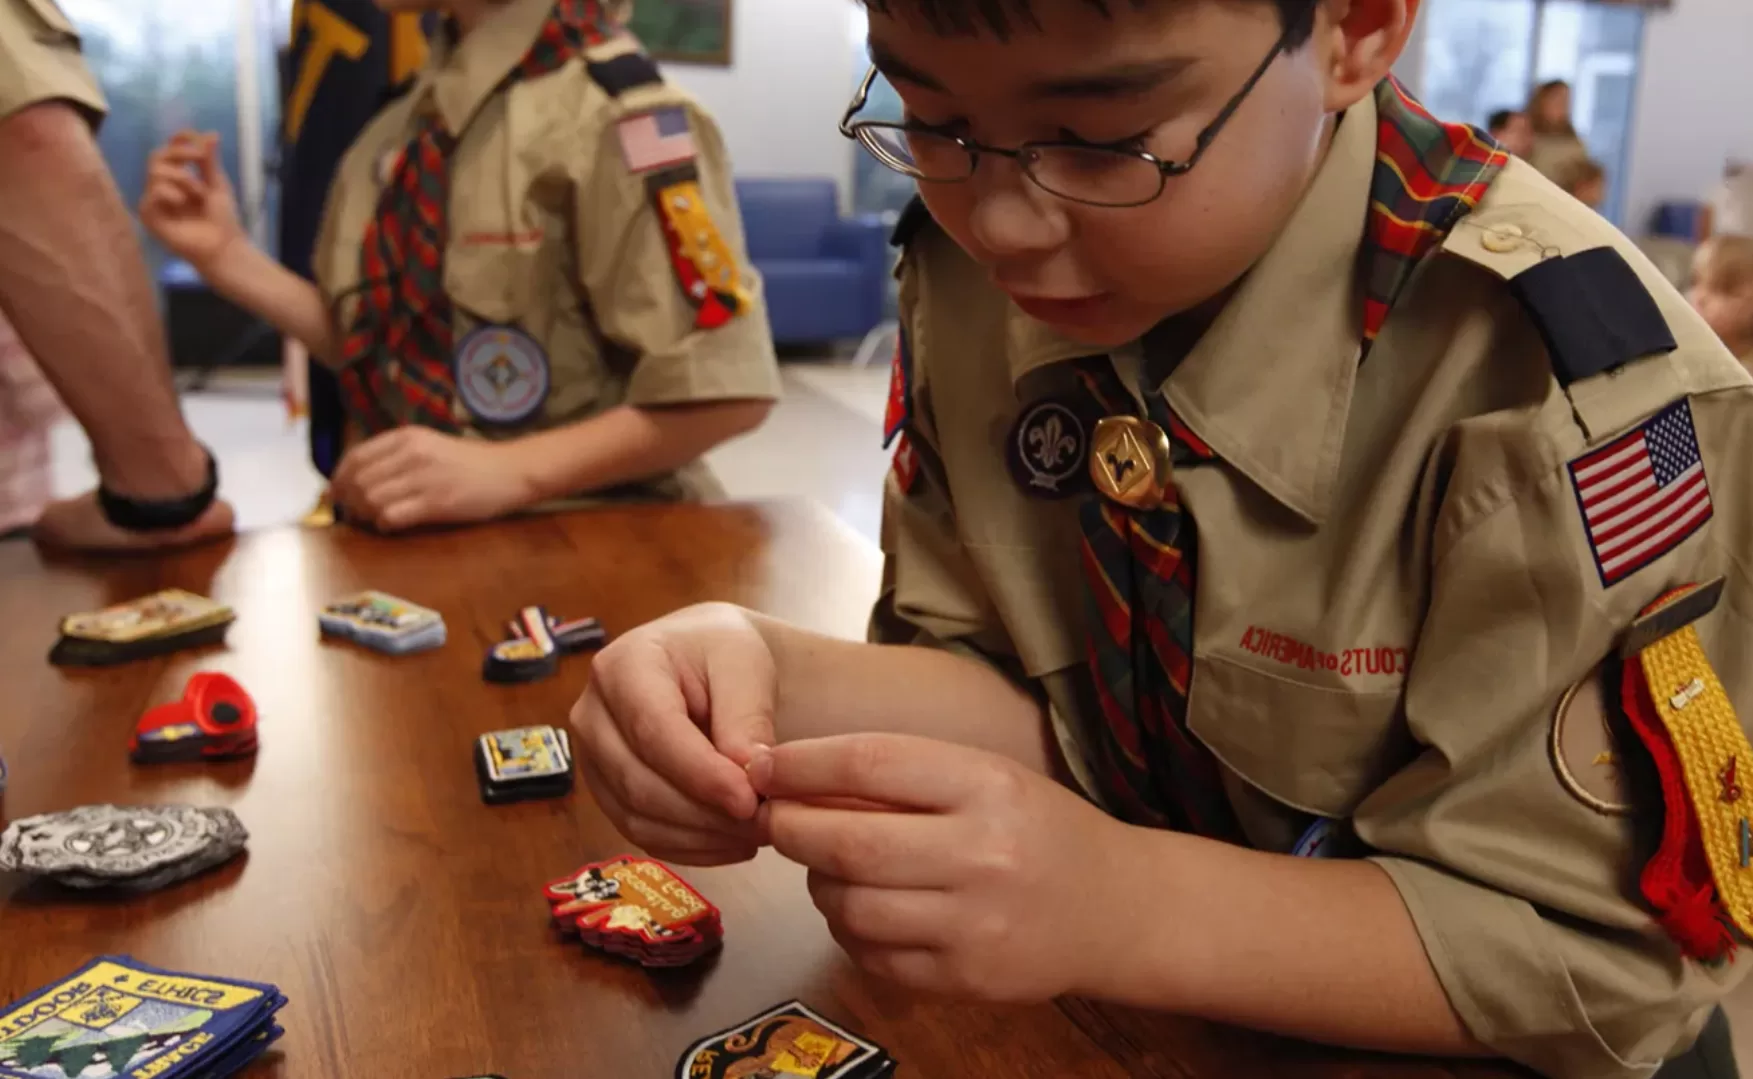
[454,326,550,426]
[1006,399,1089,498]
[1551,667,1635,816]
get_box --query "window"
[1416,0,1646,225]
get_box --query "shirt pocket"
[1187,653,1413,819]
[445,242,532,329]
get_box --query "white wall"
[658,0,861,203]
[1622,0,1753,232]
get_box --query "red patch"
[882,328,911,449]
[891,432,919,493]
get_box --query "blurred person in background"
[0,0,234,551]
[1525,80,1588,183]
[1486,108,1532,159]
[1689,235,1753,368]
[1551,156,1607,212]
[142,0,780,535]
[1700,161,1752,241]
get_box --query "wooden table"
[0,501,1513,1079]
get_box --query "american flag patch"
[1569,399,1713,587]
[616,107,696,173]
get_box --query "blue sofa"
[734,178,888,346]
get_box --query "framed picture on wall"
[629,0,733,66]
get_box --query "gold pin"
[1090,416,1175,510]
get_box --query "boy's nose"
[967,157,1071,260]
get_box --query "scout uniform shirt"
[310,0,780,502]
[0,0,104,127]
[875,79,1753,1079]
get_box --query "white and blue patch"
[454,325,550,426]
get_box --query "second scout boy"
[141,0,780,533]
[568,1,1753,1078]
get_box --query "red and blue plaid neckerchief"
[1076,78,1508,837]
[336,0,610,434]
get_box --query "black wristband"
[98,448,220,532]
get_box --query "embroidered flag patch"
[1569,398,1713,587]
[617,107,696,173]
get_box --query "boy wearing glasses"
[568,2,1753,1076]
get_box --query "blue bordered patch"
[454,326,549,426]
[1007,397,1089,498]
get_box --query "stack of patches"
[482,605,606,684]
[49,590,235,667]
[0,956,286,1078]
[544,855,723,968]
[318,591,446,655]
[131,673,260,764]
[675,1001,897,1079]
[0,805,248,893]
[474,725,574,805]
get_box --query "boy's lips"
[1005,291,1116,327]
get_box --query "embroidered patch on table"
[1568,399,1712,588]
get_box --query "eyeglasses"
[838,6,1315,208]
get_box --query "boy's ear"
[1318,0,1419,112]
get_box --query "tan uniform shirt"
[0,0,104,125]
[876,91,1753,1079]
[312,0,780,502]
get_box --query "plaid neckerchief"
[1075,78,1508,837]
[336,0,611,435]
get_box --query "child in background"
[0,310,64,539]
[1689,234,1753,367]
[1485,108,1532,159]
[1552,155,1607,210]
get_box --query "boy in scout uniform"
[141,0,779,533]
[567,2,1753,1077]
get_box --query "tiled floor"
[48,359,896,543]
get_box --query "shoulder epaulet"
[586,51,662,97]
[1509,247,1677,387]
[891,196,935,249]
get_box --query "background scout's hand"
[569,604,774,866]
[140,132,246,273]
[330,427,533,532]
[753,733,1126,1002]
[34,491,235,553]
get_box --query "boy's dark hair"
[1486,109,1516,133]
[860,0,1319,44]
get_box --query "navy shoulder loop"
[1508,247,1678,387]
[585,52,663,97]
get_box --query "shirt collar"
[1159,92,1376,525]
[413,0,556,137]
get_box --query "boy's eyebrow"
[867,41,1196,100]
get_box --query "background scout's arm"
[510,89,779,502]
[0,104,212,503]
[142,133,337,364]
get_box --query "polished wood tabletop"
[0,501,1515,1079]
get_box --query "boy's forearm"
[505,399,770,504]
[746,614,1058,775]
[1097,828,1484,1057]
[201,239,336,362]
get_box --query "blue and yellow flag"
[279,0,429,477]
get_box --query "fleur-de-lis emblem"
[1028,414,1076,469]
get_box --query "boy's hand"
[330,427,533,532]
[752,733,1127,1003]
[140,131,246,274]
[753,732,1121,1001]
[569,604,776,865]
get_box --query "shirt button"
[1482,223,1527,253]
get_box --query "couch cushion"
[736,179,838,260]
